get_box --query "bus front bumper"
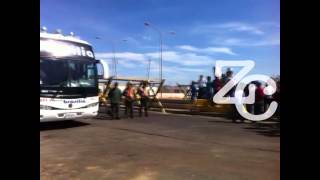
[40,107,98,122]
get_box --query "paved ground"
[40,111,280,180]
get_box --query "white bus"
[40,29,108,122]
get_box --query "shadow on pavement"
[208,118,280,137]
[40,120,90,131]
[94,113,112,120]
[244,122,280,137]
[207,119,236,124]
[96,107,118,120]
[96,106,145,120]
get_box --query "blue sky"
[41,0,280,85]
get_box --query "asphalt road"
[40,111,280,180]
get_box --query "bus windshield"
[40,58,97,88]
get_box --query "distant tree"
[271,75,280,90]
[271,74,280,83]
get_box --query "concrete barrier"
[156,93,185,99]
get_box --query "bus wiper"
[77,80,83,87]
[59,81,68,87]
[50,82,67,97]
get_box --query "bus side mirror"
[96,60,109,79]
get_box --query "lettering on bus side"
[40,39,95,59]
[63,99,86,104]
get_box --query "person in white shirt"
[137,81,150,117]
[197,75,207,98]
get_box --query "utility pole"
[147,59,151,80]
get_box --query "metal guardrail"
[98,76,166,113]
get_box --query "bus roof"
[40,32,91,46]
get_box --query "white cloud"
[145,51,215,66]
[96,52,146,63]
[177,45,198,51]
[217,22,265,35]
[124,37,141,45]
[177,45,236,55]
[96,50,216,67]
[117,61,143,68]
[258,22,280,29]
[212,35,280,46]
[96,51,256,85]
[164,51,215,66]
[223,38,243,45]
[205,47,236,55]
[142,35,152,41]
[190,21,280,47]
[96,50,254,71]
[192,22,267,35]
[178,67,205,73]
[160,66,209,85]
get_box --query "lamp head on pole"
[169,31,176,35]
[144,22,150,26]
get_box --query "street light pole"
[159,32,163,87]
[111,41,116,78]
[95,37,127,79]
[147,58,151,80]
[144,22,175,98]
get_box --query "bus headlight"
[40,105,53,110]
[86,102,99,108]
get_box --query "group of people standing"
[103,81,150,120]
[190,68,280,122]
[190,72,226,101]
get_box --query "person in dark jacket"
[244,82,254,115]
[190,81,197,102]
[213,75,222,96]
[197,75,207,99]
[224,69,237,123]
[205,76,213,100]
[253,81,265,115]
[224,69,235,97]
[108,82,122,120]
[273,81,280,117]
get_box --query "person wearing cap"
[137,81,150,117]
[123,81,135,118]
